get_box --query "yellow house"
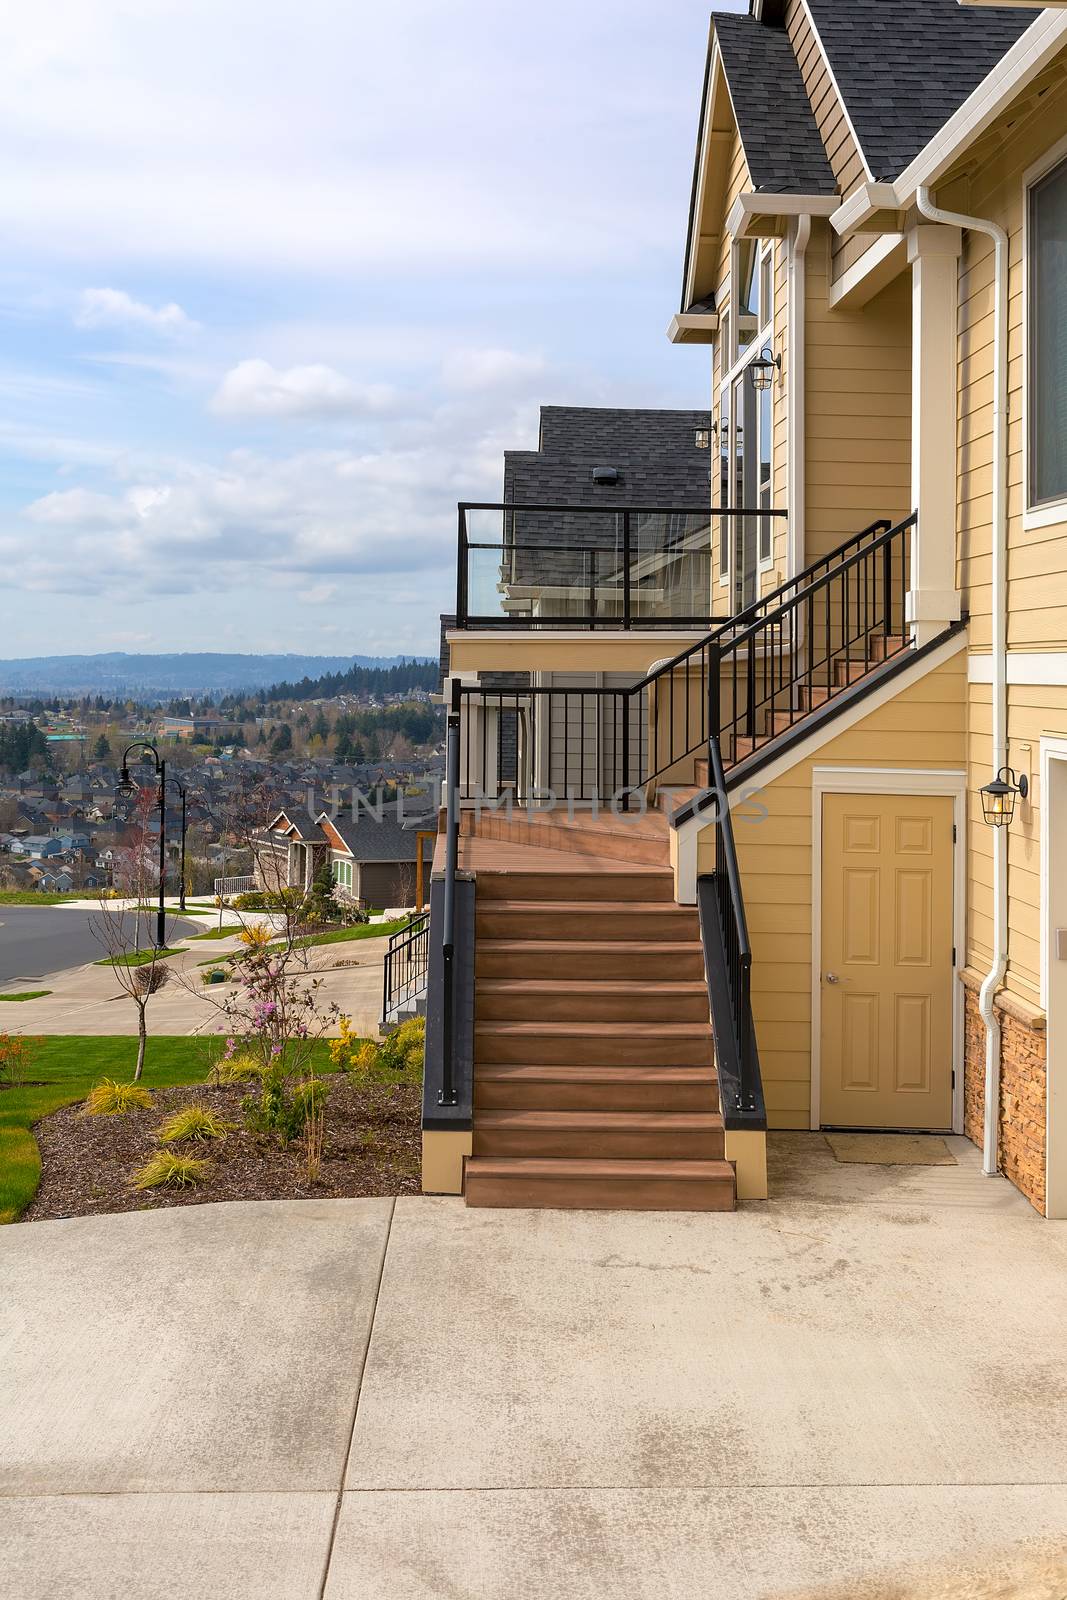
[420,0,1067,1221]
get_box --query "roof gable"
[713,12,836,195]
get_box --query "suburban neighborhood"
[3,2,1067,1596]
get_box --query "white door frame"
[811,766,968,1133]
[1039,737,1067,1217]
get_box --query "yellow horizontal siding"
[705,652,967,1129]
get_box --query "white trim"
[1022,132,1067,518]
[667,311,718,346]
[726,191,839,239]
[810,766,967,1136]
[1040,736,1067,1218]
[828,234,906,309]
[683,37,727,313]
[968,650,1067,685]
[830,182,899,238]
[445,629,706,646]
[786,215,810,582]
[798,0,874,185]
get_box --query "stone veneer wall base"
[960,969,1047,1215]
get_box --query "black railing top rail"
[728,516,894,632]
[722,513,916,654]
[459,500,785,515]
[387,909,428,948]
[706,737,751,970]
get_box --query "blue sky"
[0,0,744,659]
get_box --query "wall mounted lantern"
[750,346,781,391]
[980,767,1028,827]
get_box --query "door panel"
[820,792,954,1130]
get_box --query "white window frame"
[716,240,777,603]
[1023,131,1067,531]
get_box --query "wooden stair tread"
[475,1064,715,1081]
[477,940,700,955]
[479,900,695,914]
[476,979,707,996]
[475,1020,711,1037]
[466,1157,732,1179]
[476,1110,723,1130]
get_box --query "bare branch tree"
[90,902,172,1081]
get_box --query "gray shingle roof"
[508,407,712,505]
[804,0,1035,182]
[326,805,425,861]
[712,12,837,196]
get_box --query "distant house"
[156,715,239,741]
[251,810,329,895]
[317,805,427,910]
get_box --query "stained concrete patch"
[347,1192,1067,1492]
[824,1133,957,1166]
[326,1486,1067,1600]
[0,1492,335,1600]
[0,1198,393,1494]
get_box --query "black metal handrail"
[453,513,916,806]
[440,679,461,1105]
[716,513,914,766]
[704,736,758,1118]
[457,501,786,630]
[382,910,429,1024]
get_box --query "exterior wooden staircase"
[462,845,735,1211]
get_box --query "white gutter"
[916,184,1009,1178]
[787,214,811,581]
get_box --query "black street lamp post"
[117,741,168,949]
[163,775,189,912]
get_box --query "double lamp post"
[117,741,188,948]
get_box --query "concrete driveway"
[2,1136,1066,1598]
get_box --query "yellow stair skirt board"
[677,640,968,1132]
[422,1130,472,1195]
[724,1128,768,1198]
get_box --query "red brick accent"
[963,985,1047,1215]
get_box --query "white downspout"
[915,184,1009,1177]
[787,214,811,580]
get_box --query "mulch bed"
[24,1075,422,1222]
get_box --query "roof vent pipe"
[915,184,1009,1178]
[592,466,619,486]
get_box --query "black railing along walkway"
[382,911,429,1025]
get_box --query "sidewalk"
[1,1135,1065,1597]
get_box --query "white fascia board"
[830,182,899,237]
[682,34,725,312]
[667,312,719,345]
[958,3,1064,9]
[727,192,839,239]
[828,234,906,308]
[893,10,1067,203]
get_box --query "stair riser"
[477,909,698,941]
[464,810,669,867]
[476,947,705,981]
[463,1171,736,1211]
[474,1081,718,1113]
[473,1128,726,1160]
[475,872,674,904]
[477,1034,713,1067]
[475,990,709,1024]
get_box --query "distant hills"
[0,652,431,699]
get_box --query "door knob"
[825,972,840,984]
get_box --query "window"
[718,387,731,577]
[735,240,759,354]
[718,241,777,601]
[1029,155,1067,508]
[333,858,353,891]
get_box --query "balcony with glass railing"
[455,502,785,630]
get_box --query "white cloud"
[209,359,395,420]
[75,287,196,335]
[442,347,547,394]
[297,582,338,606]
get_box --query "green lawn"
[94,948,182,969]
[0,1034,337,1223]
[186,924,242,941]
[196,918,410,968]
[0,991,52,1003]
[0,890,87,906]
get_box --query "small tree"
[307,860,341,923]
[92,733,111,760]
[90,904,172,1081]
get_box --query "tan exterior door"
[820,792,954,1130]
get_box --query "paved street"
[0,908,390,1037]
[1,1136,1065,1598]
[0,905,201,984]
